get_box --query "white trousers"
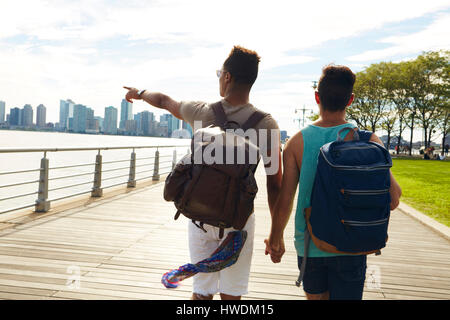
[188,214,255,297]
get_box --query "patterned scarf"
[161,230,248,289]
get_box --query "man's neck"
[313,108,347,127]
[223,88,250,106]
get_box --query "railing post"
[128,149,136,187]
[35,152,50,212]
[152,149,160,181]
[91,151,103,197]
[172,149,177,170]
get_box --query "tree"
[380,105,397,150]
[437,107,450,152]
[382,61,411,153]
[408,51,449,148]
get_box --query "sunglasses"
[216,69,227,78]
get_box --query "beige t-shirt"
[180,99,280,174]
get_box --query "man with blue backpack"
[265,64,402,300]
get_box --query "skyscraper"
[36,104,46,127]
[59,100,68,129]
[134,113,142,134]
[120,99,133,129]
[94,116,104,132]
[59,99,75,130]
[182,120,193,137]
[9,107,20,126]
[104,106,118,134]
[73,104,87,133]
[161,113,179,137]
[140,111,154,136]
[0,101,5,123]
[22,104,33,127]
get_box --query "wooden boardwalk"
[0,166,449,300]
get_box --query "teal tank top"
[294,123,356,257]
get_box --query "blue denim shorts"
[297,255,367,300]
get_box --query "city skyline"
[0,98,194,139]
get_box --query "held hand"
[123,86,141,103]
[264,236,285,263]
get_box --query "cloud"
[348,12,450,62]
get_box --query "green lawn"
[391,158,450,227]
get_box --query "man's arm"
[370,133,402,210]
[123,87,183,120]
[265,148,282,216]
[265,132,302,263]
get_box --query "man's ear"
[224,71,232,84]
[346,93,355,106]
[314,91,320,105]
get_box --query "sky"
[0,0,449,138]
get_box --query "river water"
[0,130,190,213]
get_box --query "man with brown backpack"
[123,46,282,300]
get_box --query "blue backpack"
[296,127,392,287]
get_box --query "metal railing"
[0,145,190,215]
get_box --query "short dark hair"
[223,46,261,86]
[317,64,356,111]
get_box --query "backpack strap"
[357,130,373,142]
[337,127,358,141]
[241,111,267,131]
[212,101,267,131]
[337,127,373,143]
[211,102,228,129]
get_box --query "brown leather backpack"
[163,101,267,238]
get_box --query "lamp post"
[294,81,317,129]
[295,106,313,128]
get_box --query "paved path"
[0,167,449,300]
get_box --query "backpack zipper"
[320,147,392,170]
[337,145,379,151]
[341,218,388,226]
[340,188,389,195]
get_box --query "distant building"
[86,119,99,133]
[104,106,118,135]
[94,116,104,132]
[160,113,179,137]
[0,100,5,123]
[155,121,168,137]
[140,111,154,136]
[134,113,142,134]
[85,107,97,132]
[73,104,87,133]
[120,99,133,129]
[124,119,137,135]
[59,99,75,130]
[36,104,46,128]
[9,107,20,126]
[59,100,68,129]
[22,104,33,127]
[182,120,193,138]
[86,107,94,122]
[280,130,288,143]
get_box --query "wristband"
[137,89,146,98]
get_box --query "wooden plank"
[0,292,67,300]
[0,284,57,297]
